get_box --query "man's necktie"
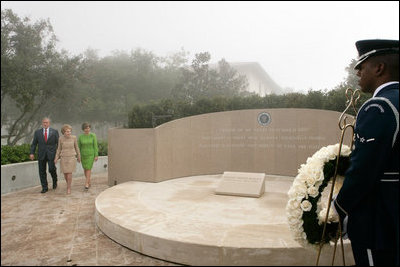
[44,129,48,142]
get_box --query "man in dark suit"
[30,117,59,193]
[333,39,399,266]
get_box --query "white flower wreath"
[286,143,351,250]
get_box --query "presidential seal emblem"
[257,112,271,126]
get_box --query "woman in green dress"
[78,122,98,189]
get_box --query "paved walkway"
[1,173,180,266]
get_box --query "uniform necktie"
[44,129,48,142]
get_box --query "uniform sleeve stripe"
[374,97,399,147]
[365,103,384,113]
[334,199,348,216]
[360,97,399,147]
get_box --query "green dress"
[78,133,98,170]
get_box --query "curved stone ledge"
[95,174,355,266]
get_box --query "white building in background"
[210,62,284,96]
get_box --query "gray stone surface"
[2,172,355,266]
[1,173,179,266]
[96,174,355,266]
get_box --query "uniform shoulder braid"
[356,96,399,147]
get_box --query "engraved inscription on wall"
[199,127,326,150]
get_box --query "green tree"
[212,58,249,97]
[1,9,80,145]
[326,59,369,116]
[172,52,248,103]
[68,48,187,124]
[344,59,360,90]
[305,90,325,109]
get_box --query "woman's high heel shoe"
[85,181,91,190]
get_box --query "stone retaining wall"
[1,156,108,194]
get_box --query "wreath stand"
[315,88,361,266]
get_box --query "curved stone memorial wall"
[108,108,352,185]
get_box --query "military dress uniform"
[334,40,399,266]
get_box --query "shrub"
[1,144,36,165]
[97,140,108,156]
[1,140,108,165]
[127,90,369,129]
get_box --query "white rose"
[318,207,339,224]
[286,198,300,210]
[304,175,316,187]
[295,173,307,183]
[307,186,319,198]
[332,143,351,157]
[300,200,312,212]
[287,215,298,224]
[328,151,337,160]
[327,145,336,154]
[341,145,351,156]
[304,167,323,182]
[315,152,329,161]
[301,167,314,180]
[316,170,325,181]
[308,161,324,172]
[289,221,304,231]
[288,207,303,219]
[306,157,314,164]
[289,183,308,200]
[287,186,298,198]
[318,146,329,155]
[298,164,306,173]
[292,226,305,238]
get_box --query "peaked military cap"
[354,39,399,69]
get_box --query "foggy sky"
[2,1,399,92]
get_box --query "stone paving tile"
[1,173,181,266]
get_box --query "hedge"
[1,144,35,165]
[1,140,108,165]
[127,93,369,128]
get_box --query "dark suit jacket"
[30,127,59,161]
[335,83,399,250]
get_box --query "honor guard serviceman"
[333,39,399,266]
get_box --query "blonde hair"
[61,124,72,134]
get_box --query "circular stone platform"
[95,174,355,266]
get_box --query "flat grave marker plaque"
[215,171,266,198]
